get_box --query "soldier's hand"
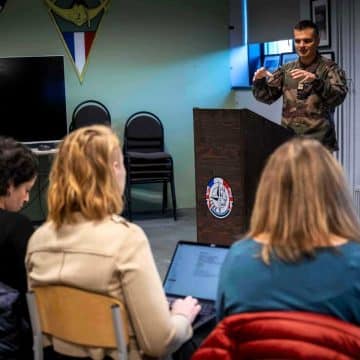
[253,67,273,82]
[290,69,316,82]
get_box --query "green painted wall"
[0,0,234,215]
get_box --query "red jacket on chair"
[191,311,360,359]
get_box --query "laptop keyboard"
[167,298,214,316]
[199,302,214,316]
[167,297,216,329]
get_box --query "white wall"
[233,91,282,125]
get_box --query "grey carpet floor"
[133,208,196,280]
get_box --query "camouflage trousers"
[285,122,337,152]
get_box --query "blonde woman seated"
[26,125,200,360]
[217,138,360,324]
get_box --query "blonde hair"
[249,138,360,263]
[47,125,123,228]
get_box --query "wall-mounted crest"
[44,0,111,83]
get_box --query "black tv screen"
[0,56,67,143]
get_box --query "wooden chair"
[26,286,129,360]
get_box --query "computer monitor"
[0,55,67,144]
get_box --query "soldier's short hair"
[294,20,319,37]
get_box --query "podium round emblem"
[206,177,233,219]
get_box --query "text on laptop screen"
[164,243,228,301]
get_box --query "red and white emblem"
[206,177,233,219]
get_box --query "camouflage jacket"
[252,53,348,151]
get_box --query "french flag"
[62,32,95,77]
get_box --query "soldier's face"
[293,28,319,64]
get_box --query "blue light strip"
[242,0,248,44]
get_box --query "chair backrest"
[191,311,360,360]
[124,111,164,153]
[69,100,111,132]
[26,286,129,360]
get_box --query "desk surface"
[26,141,60,156]
[31,148,58,156]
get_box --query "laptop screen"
[163,242,229,301]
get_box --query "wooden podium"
[193,108,293,246]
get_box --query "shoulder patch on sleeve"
[111,214,129,227]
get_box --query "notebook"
[163,241,229,329]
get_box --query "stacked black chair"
[123,111,177,221]
[69,100,111,132]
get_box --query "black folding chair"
[69,100,111,132]
[123,111,177,221]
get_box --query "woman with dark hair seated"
[217,138,360,324]
[0,136,38,358]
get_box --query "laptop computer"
[163,241,229,329]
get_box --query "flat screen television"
[0,55,67,144]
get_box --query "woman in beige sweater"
[26,125,200,360]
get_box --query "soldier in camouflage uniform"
[252,20,348,151]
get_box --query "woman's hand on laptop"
[171,296,201,323]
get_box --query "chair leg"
[170,177,177,221]
[162,182,168,214]
[34,335,44,360]
[26,292,44,360]
[125,181,132,222]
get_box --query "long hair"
[0,137,38,196]
[47,125,123,228]
[249,138,360,263]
